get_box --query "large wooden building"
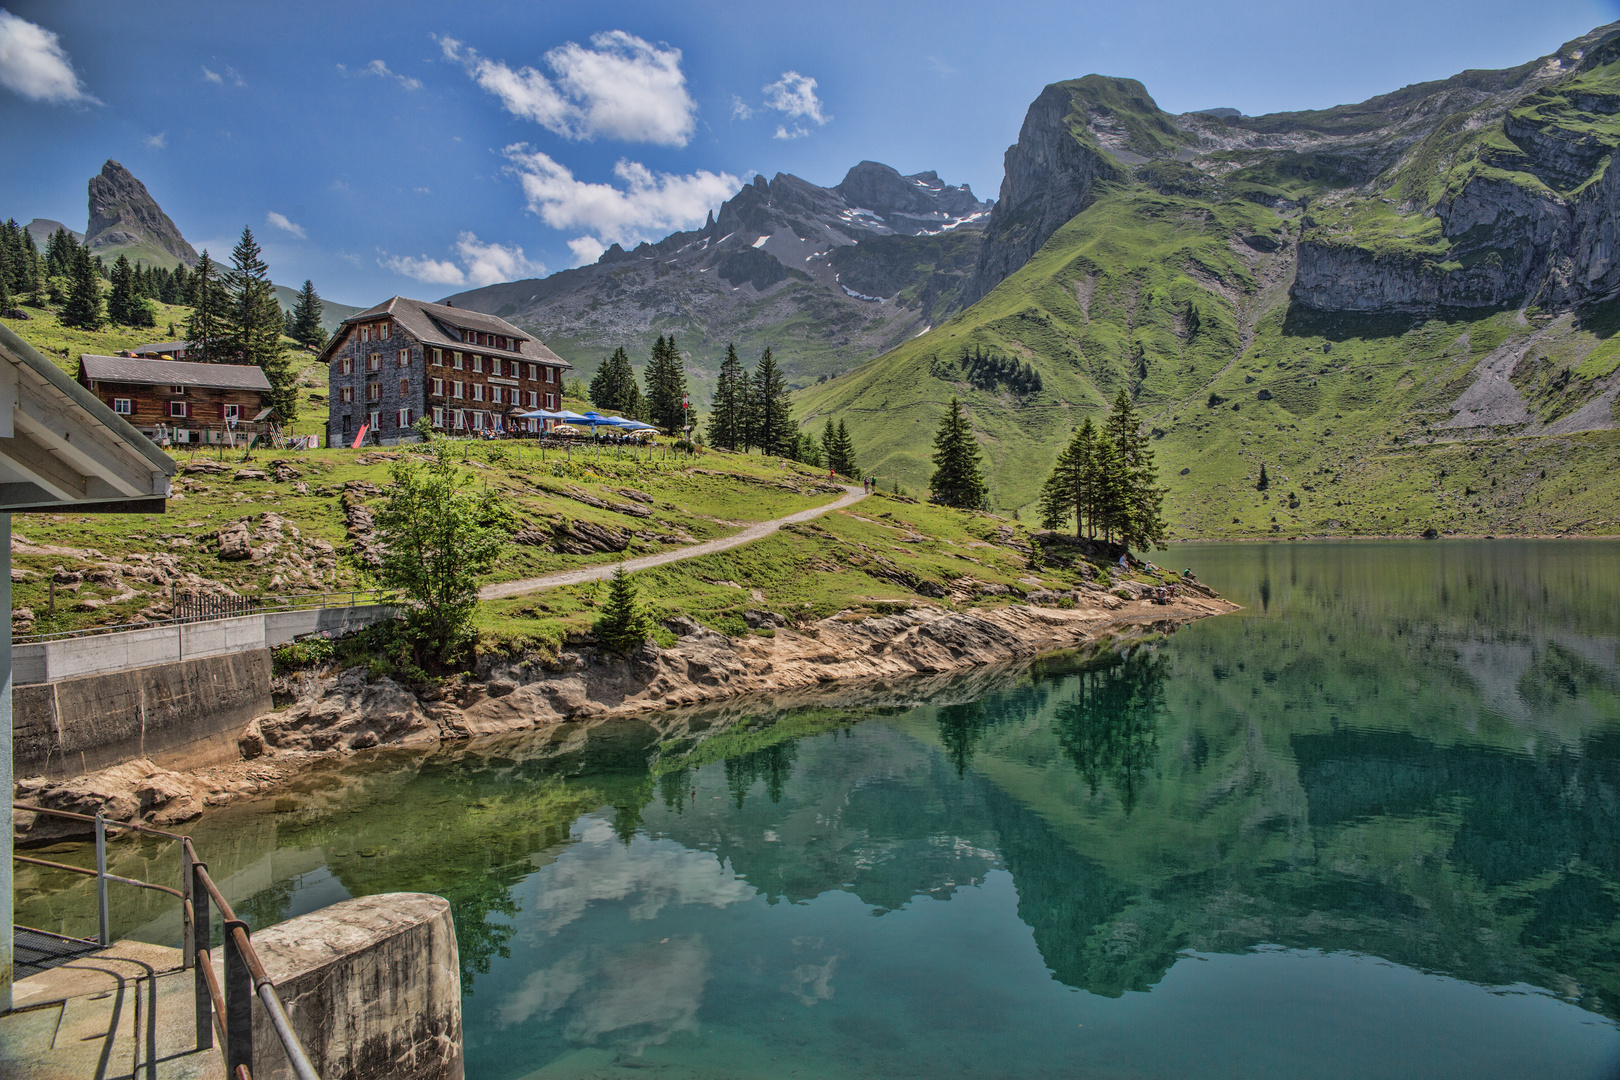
[77,354,272,445]
[320,296,570,446]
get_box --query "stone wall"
[328,330,426,447]
[14,649,272,777]
[249,893,462,1080]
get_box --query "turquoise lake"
[17,540,1620,1078]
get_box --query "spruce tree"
[739,366,761,452]
[1101,389,1167,549]
[751,348,791,455]
[184,251,227,361]
[61,245,105,329]
[290,279,326,348]
[1040,418,1101,537]
[596,564,654,656]
[21,228,42,296]
[929,398,988,509]
[0,262,11,314]
[163,262,188,305]
[706,343,746,450]
[45,227,77,279]
[644,334,689,434]
[835,420,858,478]
[588,350,619,409]
[224,228,296,418]
[820,418,837,470]
[108,254,136,325]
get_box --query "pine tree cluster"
[1038,389,1168,549]
[704,343,794,456]
[643,335,689,434]
[958,346,1043,395]
[820,418,859,477]
[588,346,647,418]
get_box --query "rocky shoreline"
[13,590,1235,843]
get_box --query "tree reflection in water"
[1053,647,1167,813]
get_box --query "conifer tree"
[820,418,837,469]
[1101,389,1167,549]
[929,398,988,509]
[644,334,689,434]
[224,228,296,418]
[740,366,761,452]
[184,251,226,361]
[20,228,42,297]
[45,227,77,279]
[750,348,791,455]
[108,254,136,325]
[706,343,746,450]
[835,420,858,478]
[162,262,188,305]
[61,245,105,329]
[0,261,11,314]
[290,279,327,348]
[596,564,654,656]
[589,346,645,414]
[1256,463,1269,491]
[1040,418,1101,536]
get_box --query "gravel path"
[480,484,869,600]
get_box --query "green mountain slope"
[795,24,1620,539]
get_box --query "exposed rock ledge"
[14,594,1233,842]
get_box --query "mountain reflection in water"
[16,541,1620,1079]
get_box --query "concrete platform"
[0,940,222,1080]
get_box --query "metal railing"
[15,589,393,644]
[13,803,321,1080]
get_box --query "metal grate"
[13,925,102,979]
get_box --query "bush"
[271,633,335,674]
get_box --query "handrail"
[13,803,323,1080]
[15,589,395,644]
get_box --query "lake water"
[16,541,1620,1079]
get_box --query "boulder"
[217,520,254,560]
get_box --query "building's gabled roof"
[79,354,272,391]
[319,295,569,368]
[0,325,173,513]
[126,340,193,356]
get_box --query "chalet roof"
[320,296,568,367]
[127,340,193,356]
[79,354,272,391]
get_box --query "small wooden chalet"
[320,296,570,446]
[77,354,272,446]
[122,340,196,360]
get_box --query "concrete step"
[1,940,223,1080]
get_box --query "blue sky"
[2,0,1615,305]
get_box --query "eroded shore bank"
[13,589,1235,842]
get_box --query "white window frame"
[222,403,241,420]
[367,381,381,401]
[112,397,132,414]
[452,381,464,400]
[431,348,442,367]
[431,378,444,396]
[452,352,463,370]
[545,392,556,410]
[340,386,354,403]
[471,384,484,402]
[379,322,390,339]
[397,407,413,428]
[366,353,380,372]
[432,406,445,428]
[340,358,354,375]
[169,400,188,418]
[471,355,483,374]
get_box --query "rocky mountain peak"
[833,161,990,225]
[86,160,198,267]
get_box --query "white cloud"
[0,10,98,105]
[730,94,753,120]
[202,64,244,87]
[339,59,421,91]
[440,30,696,147]
[380,253,466,286]
[774,124,808,141]
[455,232,544,285]
[763,71,828,126]
[266,211,305,239]
[144,131,167,150]
[567,236,607,265]
[380,231,545,288]
[504,144,738,262]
